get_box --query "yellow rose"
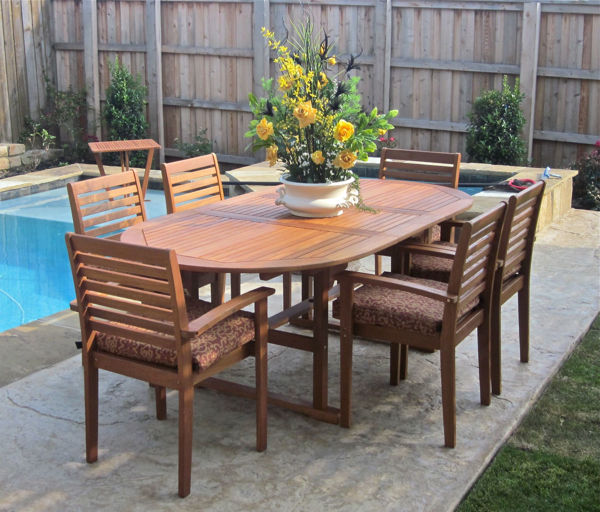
[266,145,278,166]
[279,76,293,91]
[328,56,336,66]
[378,128,387,136]
[333,150,357,170]
[311,150,325,165]
[334,120,354,142]
[256,117,274,140]
[293,101,317,129]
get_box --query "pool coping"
[0,159,578,233]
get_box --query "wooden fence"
[1,0,598,169]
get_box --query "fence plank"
[519,2,541,160]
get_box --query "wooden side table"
[88,139,161,199]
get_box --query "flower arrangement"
[245,19,397,188]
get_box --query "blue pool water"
[0,186,166,332]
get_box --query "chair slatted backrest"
[498,181,545,282]
[67,171,147,239]
[161,153,225,213]
[66,233,188,354]
[379,148,461,188]
[447,202,506,314]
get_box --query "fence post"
[374,0,392,112]
[82,0,100,140]
[253,0,270,98]
[519,2,541,162]
[146,0,164,163]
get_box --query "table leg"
[120,151,127,173]
[313,269,329,410]
[93,154,106,176]
[141,148,155,200]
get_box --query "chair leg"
[477,324,492,405]
[439,346,456,448]
[155,386,167,420]
[230,273,241,298]
[178,385,194,498]
[255,298,269,452]
[84,363,99,463]
[491,296,502,396]
[518,286,530,363]
[390,344,408,385]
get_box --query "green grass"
[457,315,600,512]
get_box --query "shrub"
[571,141,600,211]
[174,129,213,158]
[103,58,149,167]
[466,76,527,166]
[41,76,88,162]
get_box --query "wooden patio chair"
[161,154,293,308]
[334,202,506,448]
[66,233,274,497]
[67,170,147,239]
[67,171,223,305]
[375,148,461,275]
[399,180,546,395]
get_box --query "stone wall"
[0,143,62,175]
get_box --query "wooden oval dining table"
[121,178,473,424]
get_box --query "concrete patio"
[0,207,598,511]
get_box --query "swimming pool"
[0,186,166,332]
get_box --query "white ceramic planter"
[275,175,358,217]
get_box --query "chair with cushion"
[334,202,506,447]
[66,233,274,497]
[375,148,461,275]
[161,153,293,308]
[400,180,546,395]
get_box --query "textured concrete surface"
[0,209,598,511]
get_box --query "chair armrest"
[336,271,457,303]
[70,299,78,312]
[184,286,275,338]
[396,242,457,259]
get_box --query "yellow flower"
[333,150,357,169]
[266,145,278,166]
[256,118,274,140]
[293,101,317,128]
[378,128,387,136]
[311,150,325,165]
[279,76,293,91]
[334,120,354,142]
[327,56,336,66]
[319,72,328,87]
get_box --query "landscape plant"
[571,140,600,211]
[103,58,149,167]
[466,76,527,166]
[174,129,213,157]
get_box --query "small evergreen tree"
[466,76,527,166]
[103,58,149,167]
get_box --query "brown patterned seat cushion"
[409,241,456,282]
[95,299,255,371]
[332,274,479,336]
